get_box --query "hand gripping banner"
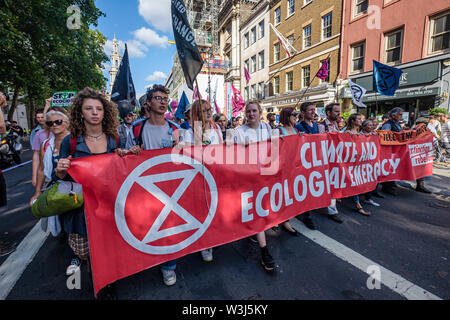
[68,132,433,294]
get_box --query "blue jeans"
[161,259,177,271]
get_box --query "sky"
[96,0,177,100]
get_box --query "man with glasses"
[131,84,181,286]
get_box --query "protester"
[182,100,223,262]
[361,120,381,207]
[130,84,181,286]
[337,116,346,131]
[296,102,343,225]
[31,103,64,187]
[180,104,192,130]
[30,109,46,146]
[236,116,244,128]
[214,113,228,141]
[30,108,70,203]
[55,87,125,299]
[318,103,340,134]
[272,107,301,236]
[427,116,440,144]
[267,113,276,129]
[441,114,450,155]
[380,108,403,195]
[232,101,276,272]
[117,107,136,150]
[345,114,371,216]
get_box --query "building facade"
[339,0,450,115]
[263,0,343,113]
[240,0,271,104]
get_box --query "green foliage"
[429,107,448,115]
[0,0,108,114]
[341,111,352,121]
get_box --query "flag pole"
[294,54,330,110]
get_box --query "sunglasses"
[46,119,64,127]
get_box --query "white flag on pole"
[269,23,297,58]
[347,79,367,108]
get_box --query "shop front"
[261,84,337,118]
[349,57,447,120]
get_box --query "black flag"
[171,0,204,90]
[111,43,136,118]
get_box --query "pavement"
[0,142,449,300]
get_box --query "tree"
[0,0,109,126]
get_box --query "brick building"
[263,0,343,113]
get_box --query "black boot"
[416,179,432,193]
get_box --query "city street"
[0,140,448,300]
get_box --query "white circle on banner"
[114,154,218,255]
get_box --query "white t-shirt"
[141,122,174,150]
[183,123,222,146]
[233,122,272,144]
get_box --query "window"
[274,76,280,94]
[287,34,295,47]
[303,25,312,49]
[287,0,295,16]
[245,87,249,100]
[275,7,281,25]
[251,84,257,99]
[320,59,330,83]
[322,13,332,40]
[351,42,365,72]
[274,43,280,62]
[354,0,368,17]
[385,29,403,64]
[245,59,250,73]
[244,33,249,49]
[258,51,265,70]
[251,27,257,44]
[302,66,310,88]
[258,20,265,39]
[259,82,265,99]
[429,11,450,54]
[251,55,257,73]
[286,71,293,91]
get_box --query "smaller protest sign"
[51,91,77,107]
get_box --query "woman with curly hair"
[55,87,126,299]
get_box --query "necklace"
[85,133,105,141]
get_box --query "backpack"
[132,118,180,147]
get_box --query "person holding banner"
[182,99,223,262]
[380,108,403,195]
[344,114,372,216]
[232,101,277,272]
[273,107,301,236]
[129,84,181,287]
[55,87,124,299]
[295,102,343,225]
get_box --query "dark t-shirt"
[295,121,319,134]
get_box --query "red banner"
[68,132,433,294]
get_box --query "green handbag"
[31,181,84,218]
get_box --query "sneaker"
[261,247,275,272]
[161,269,176,286]
[66,258,81,276]
[201,248,213,262]
[364,199,380,207]
[0,241,16,257]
